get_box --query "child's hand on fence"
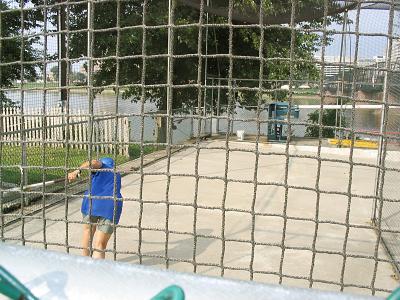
[68,170,80,183]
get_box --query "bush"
[128,144,161,160]
[270,90,289,102]
[305,109,345,138]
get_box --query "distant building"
[47,71,56,82]
[391,10,400,65]
[373,55,386,63]
[314,55,386,79]
[392,41,400,65]
[280,84,295,90]
[79,65,86,74]
[314,55,352,78]
[79,63,101,75]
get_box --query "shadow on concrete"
[26,271,68,299]
[118,228,214,265]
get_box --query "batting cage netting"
[1,0,400,297]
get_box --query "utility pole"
[165,0,175,145]
[334,10,348,143]
[58,0,67,113]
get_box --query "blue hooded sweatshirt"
[81,157,123,223]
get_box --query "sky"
[322,9,393,59]
[38,6,395,76]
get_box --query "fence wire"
[1,0,400,297]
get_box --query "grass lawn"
[292,94,321,105]
[0,144,163,185]
[12,82,59,89]
[128,144,164,159]
[262,89,322,105]
[12,82,123,95]
[0,146,130,185]
[293,88,320,95]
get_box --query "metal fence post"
[210,78,214,135]
[372,34,392,223]
[190,108,194,139]
[217,79,221,134]
[230,79,236,136]
[22,140,28,188]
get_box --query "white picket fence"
[0,107,130,157]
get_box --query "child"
[68,157,123,259]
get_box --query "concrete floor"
[3,140,399,297]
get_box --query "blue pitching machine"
[267,102,300,141]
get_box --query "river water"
[5,90,400,144]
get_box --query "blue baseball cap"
[100,157,114,168]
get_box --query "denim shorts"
[82,214,114,234]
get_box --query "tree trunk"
[157,118,167,145]
[156,100,168,144]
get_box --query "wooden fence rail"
[0,107,130,157]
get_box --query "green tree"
[60,0,344,141]
[64,0,340,104]
[183,0,353,25]
[0,1,40,106]
[75,72,86,85]
[50,66,59,81]
[70,72,86,85]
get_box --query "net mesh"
[1,0,400,296]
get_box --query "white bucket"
[237,130,245,141]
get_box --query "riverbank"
[11,83,120,96]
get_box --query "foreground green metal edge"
[388,287,400,300]
[151,285,185,300]
[2,263,400,300]
[0,266,38,300]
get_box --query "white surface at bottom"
[0,243,381,300]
